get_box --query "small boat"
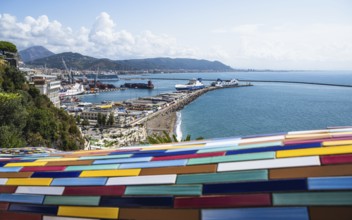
[122,80,154,89]
[175,78,205,91]
[211,78,239,87]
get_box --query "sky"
[1,0,352,70]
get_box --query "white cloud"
[1,12,352,69]
[0,12,199,61]
[212,23,352,69]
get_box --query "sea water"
[80,71,352,139]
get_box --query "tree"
[76,115,81,125]
[107,112,115,126]
[0,41,17,54]
[81,118,90,127]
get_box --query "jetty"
[120,77,352,88]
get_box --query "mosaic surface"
[1,127,352,219]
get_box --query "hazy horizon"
[1,0,352,70]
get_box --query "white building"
[31,75,61,108]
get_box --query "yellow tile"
[4,162,48,167]
[80,169,141,177]
[276,145,352,158]
[6,178,52,186]
[323,140,352,146]
[58,206,119,219]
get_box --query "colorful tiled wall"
[1,127,352,219]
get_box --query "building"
[31,75,61,108]
[80,108,117,121]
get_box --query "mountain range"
[19,46,233,72]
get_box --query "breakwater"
[121,77,352,88]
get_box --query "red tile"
[0,212,41,220]
[0,202,9,211]
[0,186,17,193]
[21,166,66,172]
[151,152,225,161]
[63,185,126,196]
[174,194,271,208]
[321,154,352,165]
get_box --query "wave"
[175,111,183,141]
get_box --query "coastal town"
[17,62,251,149]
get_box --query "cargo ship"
[121,80,154,89]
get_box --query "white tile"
[239,135,285,144]
[218,156,321,172]
[16,186,65,195]
[107,174,177,185]
[288,129,329,135]
[0,178,8,185]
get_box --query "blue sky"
[1,0,352,69]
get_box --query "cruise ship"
[59,83,85,96]
[211,78,239,87]
[175,78,205,91]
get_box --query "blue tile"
[9,159,37,162]
[51,177,107,186]
[119,159,188,169]
[308,176,352,190]
[109,151,140,155]
[100,196,173,207]
[0,167,22,172]
[93,157,152,165]
[131,150,168,157]
[0,193,44,204]
[202,207,309,220]
[203,179,307,194]
[31,171,81,178]
[9,203,58,215]
[226,142,321,155]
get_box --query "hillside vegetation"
[0,41,84,150]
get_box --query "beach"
[145,111,177,136]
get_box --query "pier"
[120,77,352,88]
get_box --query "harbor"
[66,79,252,149]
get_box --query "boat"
[59,83,85,96]
[121,80,154,89]
[211,78,239,87]
[175,78,205,91]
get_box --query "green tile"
[188,151,275,165]
[79,154,132,160]
[44,196,100,206]
[176,169,268,184]
[125,185,202,196]
[273,192,352,205]
[65,164,119,171]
